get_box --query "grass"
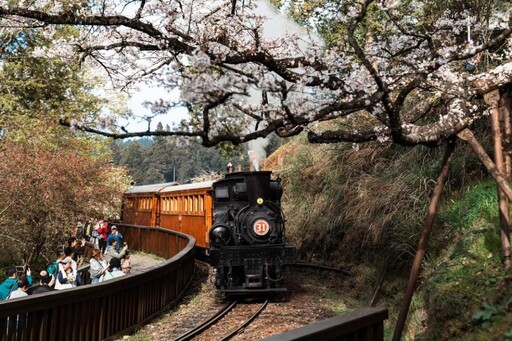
[132,251,166,262]
[419,179,510,341]
[270,126,507,340]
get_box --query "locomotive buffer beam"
[210,245,296,294]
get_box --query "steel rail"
[219,300,269,341]
[290,262,353,276]
[173,300,238,341]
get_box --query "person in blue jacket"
[0,265,33,300]
[107,225,123,251]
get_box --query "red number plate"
[253,219,270,236]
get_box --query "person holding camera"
[32,270,55,295]
[107,225,123,252]
[97,221,109,254]
[0,265,33,300]
[104,239,128,263]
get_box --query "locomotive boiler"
[208,171,296,294]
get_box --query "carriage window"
[193,196,198,212]
[182,196,187,212]
[199,195,204,211]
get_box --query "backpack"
[92,229,99,238]
[46,261,58,277]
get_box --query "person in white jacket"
[55,257,82,290]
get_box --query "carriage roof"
[125,181,213,194]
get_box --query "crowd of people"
[0,220,132,301]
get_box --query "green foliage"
[472,301,508,329]
[421,179,508,340]
[273,122,503,340]
[0,21,128,270]
[439,181,499,232]
[113,135,230,184]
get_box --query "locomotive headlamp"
[257,198,264,205]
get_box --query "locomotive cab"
[209,171,296,294]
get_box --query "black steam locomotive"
[208,171,296,294]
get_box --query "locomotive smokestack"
[245,172,271,206]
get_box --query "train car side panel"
[157,184,213,249]
[122,195,154,226]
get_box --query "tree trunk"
[392,139,455,341]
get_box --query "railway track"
[289,261,353,276]
[174,300,268,341]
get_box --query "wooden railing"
[0,224,195,341]
[262,307,388,341]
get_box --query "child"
[121,251,132,274]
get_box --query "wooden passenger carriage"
[121,181,214,248]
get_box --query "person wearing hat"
[104,239,128,263]
[55,257,82,290]
[32,270,55,295]
[107,225,124,252]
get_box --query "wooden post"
[457,129,512,202]
[392,139,455,341]
[500,93,512,180]
[486,89,512,268]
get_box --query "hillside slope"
[266,129,510,340]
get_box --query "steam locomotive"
[121,171,296,294]
[209,171,296,293]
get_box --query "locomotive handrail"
[0,224,196,341]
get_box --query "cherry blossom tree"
[0,0,509,147]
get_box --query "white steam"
[248,137,269,171]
